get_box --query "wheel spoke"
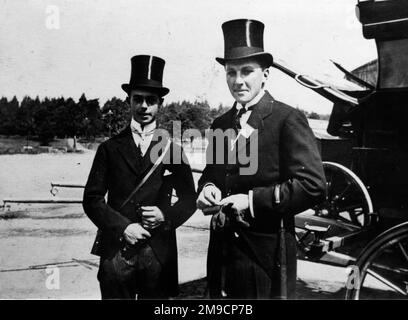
[366,268,408,296]
[339,204,363,212]
[326,170,334,199]
[337,209,362,227]
[335,183,353,201]
[321,163,374,230]
[398,242,408,264]
[371,262,408,275]
[345,224,408,300]
[336,214,353,224]
[349,211,363,227]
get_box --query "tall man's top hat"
[216,19,273,67]
[121,55,169,97]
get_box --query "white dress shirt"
[234,89,265,134]
[130,118,156,156]
[234,90,265,218]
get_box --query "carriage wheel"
[345,222,408,299]
[315,161,375,228]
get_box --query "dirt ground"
[0,150,374,299]
[0,205,350,300]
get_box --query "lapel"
[235,91,275,154]
[116,126,142,176]
[116,126,167,181]
[221,102,238,131]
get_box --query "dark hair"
[249,56,271,70]
[259,60,271,71]
[125,94,164,105]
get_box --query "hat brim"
[216,52,273,67]
[121,84,169,97]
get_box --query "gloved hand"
[211,203,251,230]
[220,195,251,228]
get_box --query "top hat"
[216,19,273,67]
[121,55,169,97]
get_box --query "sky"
[0,0,377,114]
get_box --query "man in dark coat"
[197,19,326,299]
[83,55,196,299]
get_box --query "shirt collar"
[130,118,157,135]
[236,89,265,111]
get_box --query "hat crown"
[222,19,265,51]
[122,55,169,96]
[216,19,273,66]
[129,55,165,85]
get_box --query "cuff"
[248,190,254,218]
[203,182,215,189]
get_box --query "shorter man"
[83,55,196,299]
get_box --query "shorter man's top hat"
[216,19,273,67]
[122,55,169,97]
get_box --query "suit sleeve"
[197,121,222,194]
[252,110,326,218]
[159,144,197,229]
[82,143,131,238]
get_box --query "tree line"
[0,94,328,146]
[0,94,229,145]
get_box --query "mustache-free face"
[225,60,269,104]
[129,89,162,125]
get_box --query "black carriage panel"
[315,137,354,169]
[352,90,408,213]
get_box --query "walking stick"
[275,184,288,299]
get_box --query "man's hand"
[219,194,251,228]
[141,206,164,230]
[123,223,151,245]
[220,194,249,214]
[211,210,229,230]
[197,184,222,212]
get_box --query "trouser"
[208,230,297,299]
[97,244,167,299]
[223,244,296,299]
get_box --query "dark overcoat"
[83,126,196,296]
[198,91,326,298]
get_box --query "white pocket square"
[164,169,172,176]
[241,123,255,138]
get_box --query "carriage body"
[349,90,408,216]
[292,0,408,299]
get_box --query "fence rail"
[1,166,205,210]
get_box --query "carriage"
[279,0,408,299]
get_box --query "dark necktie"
[233,106,253,132]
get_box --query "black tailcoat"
[83,126,196,296]
[198,91,326,298]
